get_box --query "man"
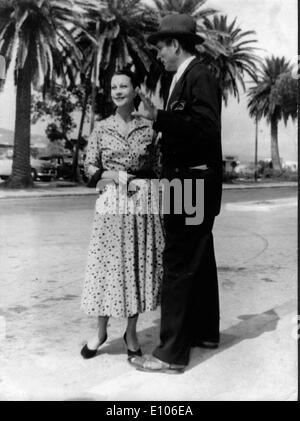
[131,13,223,373]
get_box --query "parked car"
[38,154,88,183]
[38,155,73,180]
[0,150,56,181]
[31,156,57,181]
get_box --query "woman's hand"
[112,170,136,186]
[102,170,135,187]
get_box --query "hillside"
[0,127,48,147]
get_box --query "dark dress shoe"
[123,332,142,359]
[192,340,219,349]
[80,334,107,359]
[128,355,185,374]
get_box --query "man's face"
[156,40,179,72]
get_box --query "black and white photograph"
[0,0,298,401]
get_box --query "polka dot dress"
[81,115,164,318]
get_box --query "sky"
[207,0,298,162]
[0,0,298,162]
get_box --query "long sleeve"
[84,124,105,185]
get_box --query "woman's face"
[111,74,136,109]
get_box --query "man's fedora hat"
[147,14,205,45]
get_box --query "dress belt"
[188,165,208,170]
[170,164,209,173]
[95,170,155,193]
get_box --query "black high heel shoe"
[80,334,108,359]
[123,332,142,360]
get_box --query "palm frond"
[202,14,260,102]
[247,56,296,126]
[0,0,86,89]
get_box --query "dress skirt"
[81,179,164,318]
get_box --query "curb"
[222,182,297,189]
[0,188,97,199]
[224,197,297,211]
[0,182,297,200]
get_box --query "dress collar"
[103,114,150,139]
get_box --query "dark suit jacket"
[153,58,223,216]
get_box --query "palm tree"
[74,0,158,131]
[0,0,85,188]
[0,54,5,91]
[202,15,260,104]
[151,0,217,19]
[248,56,297,171]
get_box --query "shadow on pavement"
[188,308,280,371]
[82,307,280,366]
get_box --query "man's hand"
[131,88,158,121]
[96,171,136,193]
[101,170,135,186]
[110,170,135,186]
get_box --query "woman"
[80,70,164,360]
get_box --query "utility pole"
[254,114,258,182]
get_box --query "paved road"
[0,185,297,213]
[0,188,297,401]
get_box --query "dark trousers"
[153,167,220,366]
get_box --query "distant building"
[261,157,284,167]
[222,155,239,174]
[234,162,255,175]
[282,160,298,172]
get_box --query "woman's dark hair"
[111,69,141,110]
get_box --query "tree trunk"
[270,115,282,172]
[5,55,33,188]
[90,79,97,134]
[90,22,101,133]
[72,80,90,182]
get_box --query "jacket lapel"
[166,58,200,111]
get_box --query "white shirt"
[166,55,196,107]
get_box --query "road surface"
[0,187,297,401]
